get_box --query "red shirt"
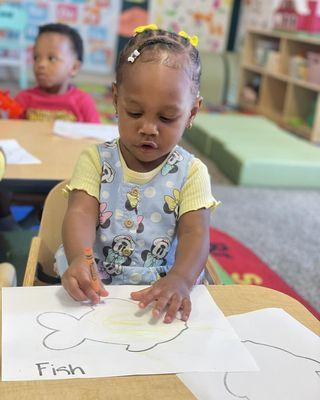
[15,86,101,123]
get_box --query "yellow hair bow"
[178,31,199,47]
[134,24,159,34]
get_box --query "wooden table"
[0,120,97,194]
[1,285,319,400]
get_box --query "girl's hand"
[130,272,192,323]
[61,255,108,304]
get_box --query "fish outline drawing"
[36,297,189,352]
[223,340,320,399]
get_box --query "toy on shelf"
[307,52,320,85]
[254,38,279,66]
[288,55,308,79]
[273,0,320,33]
[241,75,261,107]
[0,90,24,118]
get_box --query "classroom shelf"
[239,29,320,142]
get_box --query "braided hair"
[116,29,201,96]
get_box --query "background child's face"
[113,55,201,172]
[33,32,80,94]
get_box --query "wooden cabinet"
[238,28,320,142]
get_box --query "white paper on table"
[53,120,119,141]
[178,308,320,400]
[0,139,41,164]
[2,285,258,381]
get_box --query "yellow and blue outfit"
[55,139,219,284]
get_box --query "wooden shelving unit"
[238,28,320,142]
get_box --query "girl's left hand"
[130,272,192,323]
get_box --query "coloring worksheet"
[53,120,119,141]
[2,285,258,381]
[0,139,41,165]
[178,308,320,400]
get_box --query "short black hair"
[38,23,84,62]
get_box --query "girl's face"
[113,56,201,172]
[33,33,80,94]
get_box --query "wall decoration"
[149,0,234,53]
[117,1,150,60]
[236,0,278,48]
[3,0,122,74]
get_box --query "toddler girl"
[57,25,219,323]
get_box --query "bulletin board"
[4,0,122,74]
[2,0,235,75]
[149,0,234,53]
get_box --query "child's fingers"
[63,276,88,302]
[163,295,181,323]
[130,286,152,301]
[137,287,162,309]
[152,294,171,318]
[82,285,100,304]
[97,278,109,297]
[180,298,192,321]
[98,284,109,297]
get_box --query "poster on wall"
[236,0,278,48]
[4,0,122,74]
[117,1,150,56]
[149,0,234,53]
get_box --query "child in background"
[15,23,100,123]
[56,25,219,323]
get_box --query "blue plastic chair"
[0,4,28,89]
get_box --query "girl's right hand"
[61,255,108,304]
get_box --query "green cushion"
[185,113,320,188]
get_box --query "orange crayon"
[84,247,100,293]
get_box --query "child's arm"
[61,190,108,303]
[131,207,210,323]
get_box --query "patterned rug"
[209,227,320,320]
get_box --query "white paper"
[53,120,119,141]
[2,285,258,381]
[0,139,41,165]
[178,308,320,400]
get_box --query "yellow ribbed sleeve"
[0,151,5,180]
[179,158,220,217]
[68,144,101,199]
[68,144,220,216]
